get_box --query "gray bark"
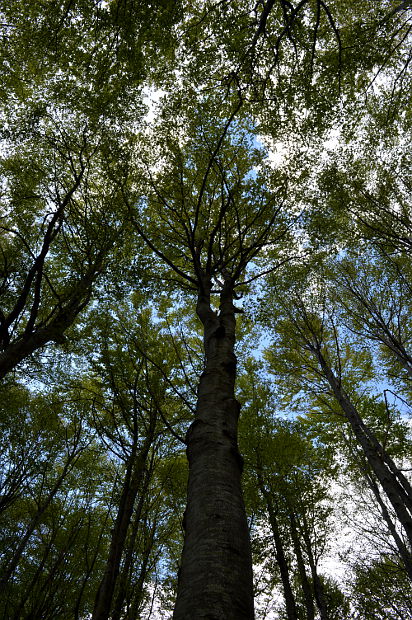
[173,277,254,619]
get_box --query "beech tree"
[125,101,293,618]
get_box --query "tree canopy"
[1,1,412,618]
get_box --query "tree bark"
[364,469,412,581]
[173,277,254,619]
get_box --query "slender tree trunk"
[0,452,78,588]
[124,524,155,620]
[289,512,315,620]
[92,428,154,620]
[300,513,328,620]
[313,346,412,549]
[111,467,152,620]
[173,278,254,619]
[347,435,412,579]
[17,516,83,620]
[254,466,298,620]
[74,512,109,620]
[12,532,55,619]
[266,499,298,620]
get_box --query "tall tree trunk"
[173,277,254,619]
[0,450,78,589]
[266,499,298,620]
[289,512,315,620]
[346,436,412,581]
[255,466,298,620]
[15,515,83,620]
[74,512,110,620]
[12,530,56,619]
[111,466,153,620]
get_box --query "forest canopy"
[1,1,412,618]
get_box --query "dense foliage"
[1,1,412,618]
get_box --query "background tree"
[238,362,347,620]
[0,0,181,378]
[261,266,412,584]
